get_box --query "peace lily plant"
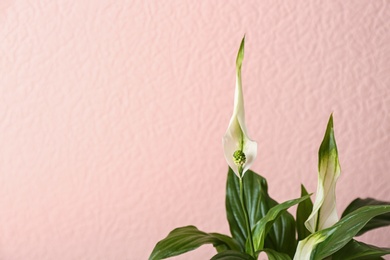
[149,37,390,260]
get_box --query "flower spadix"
[305,114,341,233]
[223,37,257,178]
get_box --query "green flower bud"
[233,150,246,167]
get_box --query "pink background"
[0,1,389,259]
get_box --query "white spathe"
[293,233,326,260]
[293,115,341,259]
[305,115,340,233]
[223,37,257,178]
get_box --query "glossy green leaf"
[149,226,240,260]
[211,250,255,260]
[294,205,390,260]
[250,194,311,253]
[331,239,390,260]
[296,184,313,240]
[342,198,390,236]
[226,168,297,256]
[261,249,292,260]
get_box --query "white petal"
[293,233,325,260]
[223,118,242,176]
[222,37,257,178]
[305,115,340,233]
[223,117,257,177]
[241,135,257,174]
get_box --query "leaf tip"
[236,36,245,68]
[319,113,338,160]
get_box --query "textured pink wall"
[0,1,389,259]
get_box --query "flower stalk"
[238,169,256,257]
[223,37,257,258]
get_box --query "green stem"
[239,173,256,258]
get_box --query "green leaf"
[261,249,292,260]
[226,168,297,256]
[342,198,390,236]
[331,239,390,260]
[149,226,240,260]
[296,184,313,240]
[294,205,390,260]
[211,250,255,260]
[250,194,311,253]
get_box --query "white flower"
[305,114,341,233]
[223,37,257,178]
[293,115,341,260]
